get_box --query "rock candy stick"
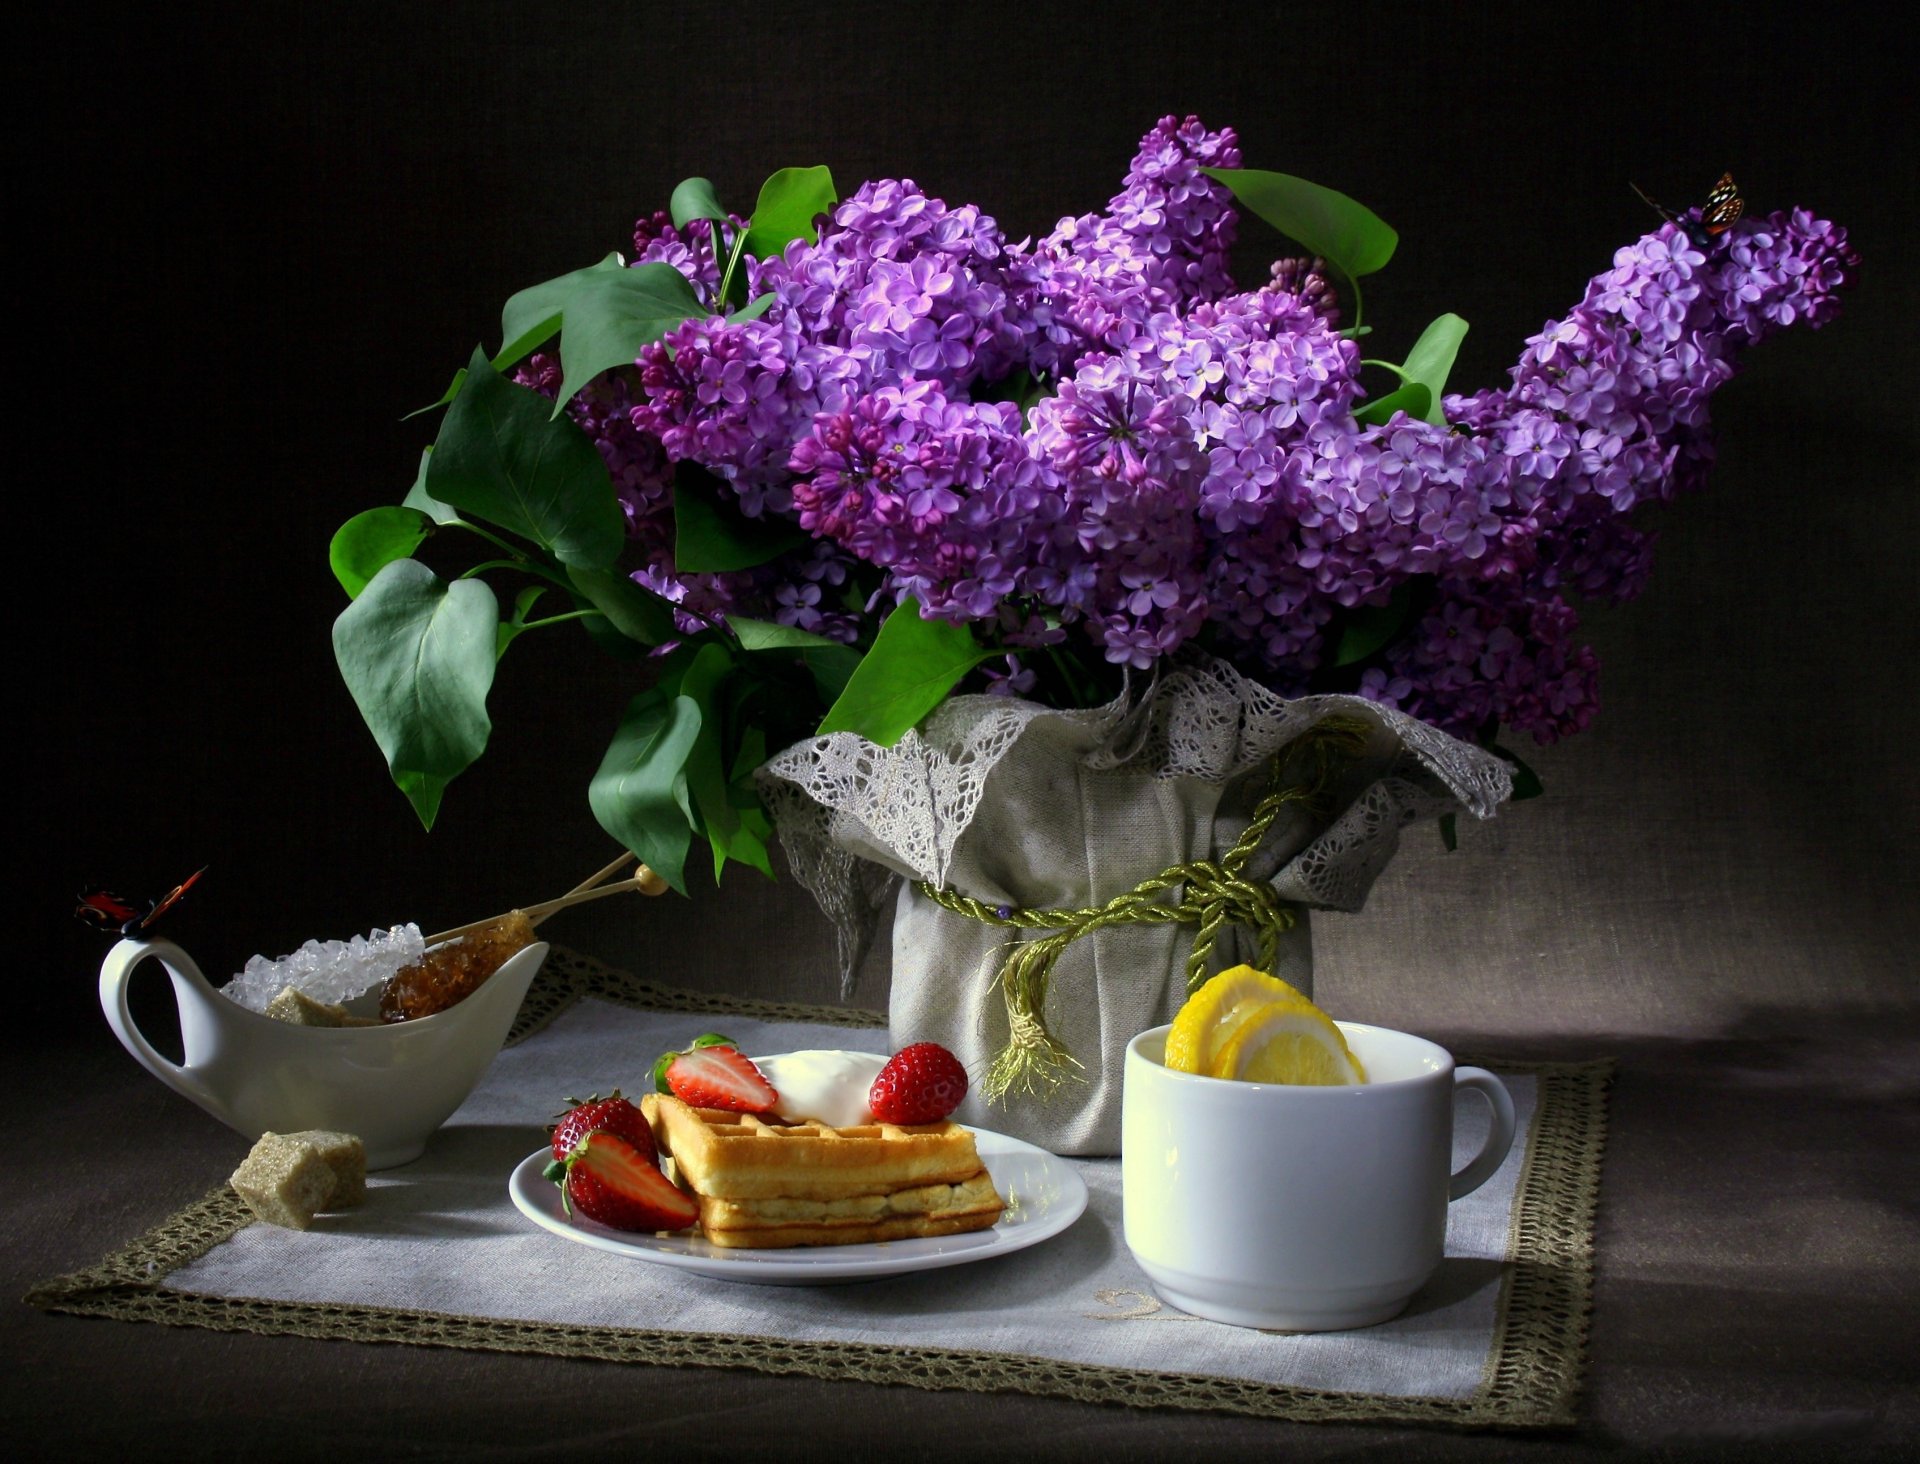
[424,860,668,946]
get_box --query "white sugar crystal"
[221,924,425,1013]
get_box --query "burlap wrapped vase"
[761,656,1511,1155]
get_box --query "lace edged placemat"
[27,947,1610,1429]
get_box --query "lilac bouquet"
[331,117,1854,890]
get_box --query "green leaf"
[669,177,728,231]
[1439,812,1459,852]
[1201,166,1398,280]
[815,599,994,745]
[426,349,625,569]
[1489,743,1546,801]
[581,614,655,661]
[715,687,775,885]
[405,368,467,421]
[972,367,1031,408]
[743,165,836,261]
[728,616,842,652]
[495,585,545,659]
[589,688,704,894]
[715,221,752,310]
[1353,381,1432,428]
[401,448,461,524]
[727,292,775,324]
[730,722,769,790]
[1399,314,1469,426]
[553,263,705,413]
[496,252,625,371]
[804,644,862,705]
[713,809,774,882]
[330,506,432,599]
[1333,581,1418,667]
[673,463,809,571]
[332,559,498,828]
[676,645,741,881]
[566,565,677,648]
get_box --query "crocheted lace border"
[26,946,1609,1429]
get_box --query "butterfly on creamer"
[1631,172,1745,248]
[75,866,207,936]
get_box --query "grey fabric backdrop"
[23,1,1916,1049]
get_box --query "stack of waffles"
[641,1093,1004,1248]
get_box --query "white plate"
[507,1127,1088,1285]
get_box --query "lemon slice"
[1163,964,1313,1074]
[1212,999,1366,1085]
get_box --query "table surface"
[6,1009,1917,1463]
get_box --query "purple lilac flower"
[1353,204,1859,737]
[788,381,1064,628]
[750,177,1035,389]
[541,120,1851,744]
[1022,355,1209,667]
[1361,586,1600,744]
[1263,256,1341,325]
[633,539,866,644]
[632,210,734,305]
[1014,115,1243,373]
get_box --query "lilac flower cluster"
[558,118,1853,742]
[787,382,1061,626]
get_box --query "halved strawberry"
[550,1091,655,1166]
[868,1042,969,1125]
[653,1036,778,1113]
[544,1132,697,1233]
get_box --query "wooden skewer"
[567,851,636,896]
[520,872,667,924]
[425,854,668,945]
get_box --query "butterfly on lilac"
[1631,172,1744,248]
[75,866,207,935]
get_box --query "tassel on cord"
[916,715,1373,1104]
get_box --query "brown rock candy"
[378,909,536,1023]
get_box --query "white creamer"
[755,1049,888,1128]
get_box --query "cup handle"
[97,938,232,1126]
[1448,1066,1517,1200]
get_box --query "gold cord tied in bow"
[915,716,1373,1104]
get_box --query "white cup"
[1122,1021,1515,1331]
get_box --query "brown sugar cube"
[265,986,353,1026]
[228,1130,367,1228]
[296,1129,368,1208]
[264,987,385,1028]
[230,1133,338,1229]
[380,909,537,1023]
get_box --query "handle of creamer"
[1448,1066,1517,1201]
[98,938,234,1127]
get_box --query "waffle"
[641,1092,1004,1248]
[641,1093,991,1199]
[695,1172,1005,1249]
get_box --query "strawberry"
[550,1091,655,1167]
[544,1132,698,1233]
[868,1042,969,1125]
[653,1037,779,1114]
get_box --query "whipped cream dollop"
[755,1049,888,1128]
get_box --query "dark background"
[10,3,1920,1458]
[24,3,1913,1045]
